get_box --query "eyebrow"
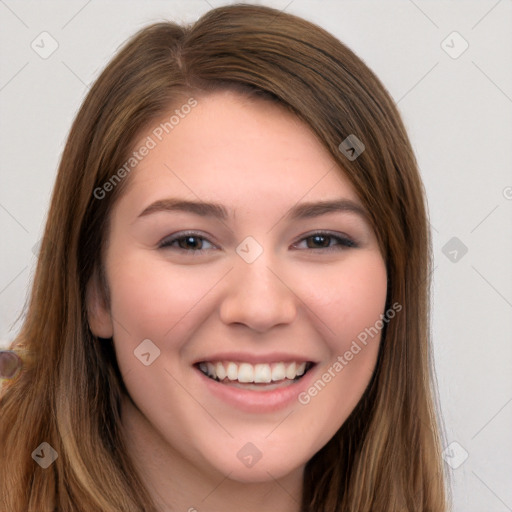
[137,198,368,222]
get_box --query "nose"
[219,253,298,333]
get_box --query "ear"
[86,270,114,339]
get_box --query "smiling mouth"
[195,360,315,390]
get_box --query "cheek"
[292,253,387,437]
[107,246,387,358]
[294,253,388,345]
[106,251,220,342]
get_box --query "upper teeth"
[198,361,309,383]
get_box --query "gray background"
[1,1,511,510]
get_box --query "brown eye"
[177,236,204,250]
[295,232,357,251]
[159,232,215,254]
[307,234,331,248]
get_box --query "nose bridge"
[219,240,297,331]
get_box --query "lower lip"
[195,365,317,413]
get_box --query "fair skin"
[87,90,387,512]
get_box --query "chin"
[200,443,308,484]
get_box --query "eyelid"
[158,230,218,251]
[291,230,357,250]
[158,230,357,253]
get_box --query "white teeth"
[198,360,311,383]
[215,362,226,380]
[206,362,216,378]
[238,363,253,383]
[254,364,272,383]
[271,363,286,381]
[285,362,297,380]
[226,362,238,381]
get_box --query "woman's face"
[88,90,387,483]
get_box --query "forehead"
[122,90,359,211]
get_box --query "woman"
[0,4,448,511]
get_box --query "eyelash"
[158,231,357,254]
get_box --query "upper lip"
[194,352,318,365]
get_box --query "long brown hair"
[0,4,448,511]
